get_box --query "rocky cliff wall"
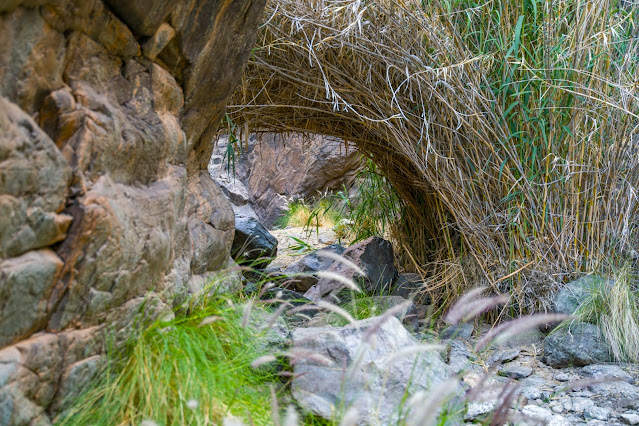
[209,133,361,227]
[0,0,265,423]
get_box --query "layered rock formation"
[0,0,265,422]
[209,133,361,227]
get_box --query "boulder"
[553,275,605,315]
[290,316,454,423]
[283,244,345,292]
[543,322,613,367]
[391,273,431,305]
[304,236,398,300]
[231,216,278,268]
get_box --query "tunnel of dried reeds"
[226,0,639,311]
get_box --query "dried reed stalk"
[227,0,639,311]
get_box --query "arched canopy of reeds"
[226,0,639,311]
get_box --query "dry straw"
[227,0,639,311]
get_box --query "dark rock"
[283,244,344,292]
[104,0,173,36]
[440,323,474,340]
[260,287,319,320]
[304,236,398,300]
[543,322,613,367]
[391,273,431,304]
[231,216,278,268]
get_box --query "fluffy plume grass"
[227,0,639,311]
[569,265,639,362]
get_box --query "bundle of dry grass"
[227,0,639,311]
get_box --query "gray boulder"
[304,236,398,300]
[291,316,454,423]
[231,216,278,268]
[283,244,345,292]
[543,322,613,367]
[553,275,605,315]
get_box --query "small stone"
[498,363,533,379]
[554,372,574,382]
[440,323,474,340]
[547,414,571,426]
[589,381,639,398]
[464,401,496,420]
[584,406,610,421]
[521,404,553,421]
[487,348,521,365]
[581,364,633,383]
[572,397,595,412]
[621,413,639,425]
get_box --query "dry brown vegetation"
[227,0,639,311]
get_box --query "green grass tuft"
[57,294,280,425]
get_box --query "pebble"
[464,401,496,420]
[498,364,533,379]
[487,348,521,365]
[521,404,553,421]
[581,364,633,383]
[554,372,573,382]
[583,406,611,421]
[547,414,571,426]
[621,413,639,425]
[572,397,596,412]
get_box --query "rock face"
[543,322,613,367]
[305,236,398,300]
[291,316,453,423]
[209,133,361,227]
[0,0,266,422]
